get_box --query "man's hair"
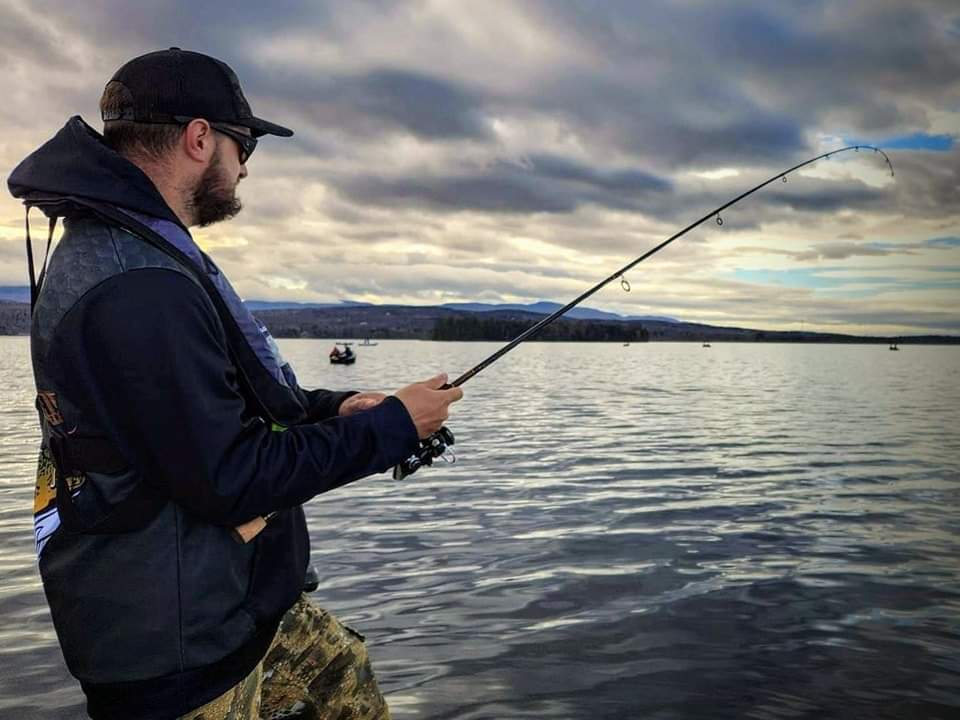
[99,81,184,161]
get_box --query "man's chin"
[194,194,243,227]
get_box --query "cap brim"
[244,116,294,138]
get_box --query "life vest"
[25,195,309,542]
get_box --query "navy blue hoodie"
[7,117,419,719]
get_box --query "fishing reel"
[393,426,455,481]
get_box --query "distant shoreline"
[1,301,957,344]
[0,334,958,344]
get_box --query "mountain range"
[0,286,30,303]
[5,287,671,321]
[1,287,956,344]
[244,298,678,322]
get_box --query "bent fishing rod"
[392,145,894,480]
[234,145,894,541]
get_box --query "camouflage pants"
[179,595,390,720]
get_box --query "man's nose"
[239,164,248,181]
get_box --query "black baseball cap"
[102,47,293,138]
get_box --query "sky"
[0,0,958,336]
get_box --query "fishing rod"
[393,145,895,480]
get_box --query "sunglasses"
[210,123,257,164]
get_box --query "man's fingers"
[424,373,462,404]
[423,372,449,390]
[393,373,464,438]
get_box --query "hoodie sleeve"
[47,268,419,526]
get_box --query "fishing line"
[394,145,894,479]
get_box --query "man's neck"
[130,157,193,227]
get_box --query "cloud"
[0,0,958,335]
[0,3,77,72]
[266,68,493,141]
[523,154,671,194]
[795,242,900,261]
[334,153,672,214]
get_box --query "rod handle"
[232,512,278,544]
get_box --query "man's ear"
[182,119,214,163]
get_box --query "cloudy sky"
[1,0,958,335]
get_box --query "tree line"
[432,316,649,342]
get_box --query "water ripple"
[1,339,958,719]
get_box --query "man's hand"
[338,392,387,416]
[394,373,464,438]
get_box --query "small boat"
[702,342,711,348]
[329,343,356,365]
[359,338,378,346]
[889,343,899,351]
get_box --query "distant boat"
[359,338,378,346]
[623,342,630,347]
[702,342,711,348]
[889,343,899,351]
[329,342,356,365]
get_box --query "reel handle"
[393,425,455,481]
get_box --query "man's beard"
[190,151,242,227]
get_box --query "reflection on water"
[1,338,958,719]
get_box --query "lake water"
[1,337,958,719]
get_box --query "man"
[7,48,463,720]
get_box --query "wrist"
[334,391,360,415]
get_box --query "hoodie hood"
[7,115,184,228]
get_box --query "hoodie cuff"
[368,396,420,469]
